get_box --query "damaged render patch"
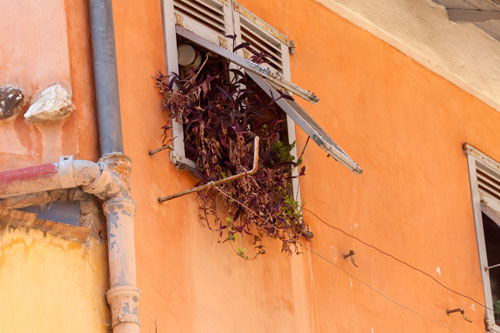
[24,84,73,122]
[0,85,25,121]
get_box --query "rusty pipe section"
[0,156,124,200]
[0,154,140,332]
[105,197,140,332]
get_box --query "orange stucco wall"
[2,0,500,332]
[112,0,500,331]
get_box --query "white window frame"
[161,0,302,197]
[465,143,500,332]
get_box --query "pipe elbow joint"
[58,156,128,200]
[82,162,128,200]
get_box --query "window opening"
[482,211,500,323]
[156,42,310,254]
[160,0,361,205]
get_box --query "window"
[465,144,500,330]
[160,0,362,186]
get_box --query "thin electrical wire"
[300,206,492,312]
[305,246,461,333]
[292,138,489,311]
[213,185,464,331]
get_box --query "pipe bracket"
[106,285,141,329]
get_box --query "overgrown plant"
[155,40,310,257]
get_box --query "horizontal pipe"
[0,156,125,200]
[0,154,139,332]
[0,163,60,199]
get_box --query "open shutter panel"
[246,72,362,174]
[175,26,362,174]
[176,26,318,103]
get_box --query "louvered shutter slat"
[240,26,283,72]
[173,0,228,45]
[477,168,500,198]
[174,0,226,30]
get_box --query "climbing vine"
[155,39,310,257]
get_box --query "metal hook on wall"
[343,249,358,268]
[446,308,472,323]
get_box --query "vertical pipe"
[104,197,140,333]
[89,0,124,155]
[89,1,139,331]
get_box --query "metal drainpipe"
[89,0,140,332]
[0,156,140,333]
[89,0,123,155]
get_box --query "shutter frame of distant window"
[464,144,500,331]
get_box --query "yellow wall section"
[0,227,109,333]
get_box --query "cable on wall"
[300,206,491,311]
[213,186,476,330]
[305,246,461,332]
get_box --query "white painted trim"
[162,0,191,168]
[315,0,500,112]
[465,145,500,330]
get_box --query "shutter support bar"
[176,26,319,103]
[158,136,260,202]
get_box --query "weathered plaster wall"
[314,0,500,113]
[0,227,109,332]
[0,0,99,171]
[0,1,106,332]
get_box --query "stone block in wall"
[25,84,73,122]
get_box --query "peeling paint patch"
[349,277,353,288]
[122,302,130,314]
[0,85,25,121]
[436,266,441,276]
[470,304,476,311]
